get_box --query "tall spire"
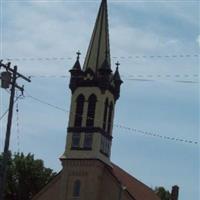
[83,0,111,73]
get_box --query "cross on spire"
[115,61,120,69]
[76,51,81,60]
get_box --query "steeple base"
[60,132,112,167]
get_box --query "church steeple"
[62,0,122,166]
[83,0,111,74]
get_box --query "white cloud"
[2,1,198,81]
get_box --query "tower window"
[84,133,93,149]
[72,133,80,148]
[100,135,111,157]
[86,94,97,127]
[74,94,85,127]
[103,98,108,130]
[107,102,113,134]
[73,180,81,197]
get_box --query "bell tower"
[61,0,122,166]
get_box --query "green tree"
[154,187,171,200]
[0,152,56,200]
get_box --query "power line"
[29,74,199,78]
[114,124,198,145]
[26,94,67,112]
[0,94,23,121]
[0,110,9,121]
[25,93,199,145]
[1,53,199,62]
[28,74,199,84]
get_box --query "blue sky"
[0,0,199,200]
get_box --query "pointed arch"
[103,98,109,130]
[86,94,97,127]
[73,179,81,197]
[74,94,85,127]
[107,102,113,134]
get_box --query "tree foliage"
[154,186,171,200]
[0,152,56,200]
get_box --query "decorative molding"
[62,159,106,169]
[68,171,88,176]
[68,127,112,140]
[69,74,121,101]
[71,147,92,151]
[100,150,109,157]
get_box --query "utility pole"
[0,60,31,200]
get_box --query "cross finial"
[76,50,81,60]
[115,61,120,69]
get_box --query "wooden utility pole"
[0,60,31,200]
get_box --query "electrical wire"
[25,92,199,145]
[26,94,67,112]
[28,74,199,84]
[1,53,199,62]
[29,74,199,78]
[0,109,9,121]
[0,94,24,121]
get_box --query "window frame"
[86,94,97,127]
[74,94,85,127]
[107,102,113,134]
[103,98,109,130]
[71,133,81,149]
[83,133,93,149]
[72,179,81,197]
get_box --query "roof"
[83,0,111,73]
[113,66,123,83]
[109,163,160,200]
[32,172,62,200]
[32,159,160,200]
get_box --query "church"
[32,1,178,200]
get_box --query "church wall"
[60,159,105,200]
[59,159,134,200]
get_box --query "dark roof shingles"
[110,163,160,200]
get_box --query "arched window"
[73,180,81,197]
[74,94,84,127]
[103,98,108,130]
[107,102,113,134]
[86,94,97,127]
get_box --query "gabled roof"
[32,172,62,200]
[109,163,160,200]
[32,159,160,200]
[83,0,111,73]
